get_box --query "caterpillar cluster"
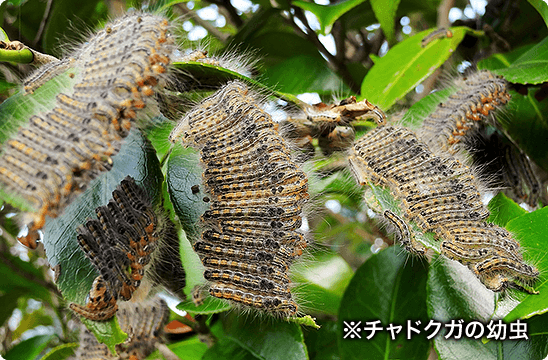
[69,176,166,321]
[349,125,539,292]
[169,81,309,317]
[71,297,169,360]
[0,13,173,248]
[281,96,386,155]
[420,70,510,153]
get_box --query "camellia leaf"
[487,192,527,227]
[370,0,401,43]
[338,246,430,360]
[360,26,477,111]
[504,206,548,321]
[292,0,369,35]
[222,312,308,360]
[42,128,164,353]
[262,55,348,95]
[146,335,209,360]
[399,87,456,129]
[4,334,55,360]
[527,0,548,30]
[479,36,548,85]
[41,343,78,360]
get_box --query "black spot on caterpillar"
[349,125,538,293]
[2,13,174,248]
[170,81,309,317]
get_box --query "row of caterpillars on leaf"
[0,13,174,249]
[68,176,185,321]
[346,69,540,293]
[169,81,311,317]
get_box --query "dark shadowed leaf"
[338,247,430,360]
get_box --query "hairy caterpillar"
[69,176,170,321]
[0,12,174,248]
[170,81,309,317]
[71,297,170,360]
[421,28,453,47]
[420,70,510,153]
[349,125,538,293]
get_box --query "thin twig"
[32,0,54,47]
[176,3,230,43]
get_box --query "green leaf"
[0,47,33,64]
[12,307,53,340]
[360,26,475,111]
[370,0,401,43]
[41,343,78,360]
[427,255,548,360]
[262,55,347,95]
[338,247,430,360]
[499,90,548,172]
[291,247,353,316]
[4,334,55,360]
[0,27,8,42]
[203,337,258,360]
[173,61,302,105]
[487,193,527,227]
[504,206,548,321]
[292,0,369,35]
[247,32,320,69]
[176,296,232,315]
[527,0,548,29]
[478,44,536,72]
[305,319,339,360]
[222,312,309,360]
[147,335,209,360]
[480,36,548,85]
[42,128,164,353]
[0,290,26,328]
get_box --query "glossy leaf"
[262,55,348,95]
[4,334,55,360]
[504,206,548,321]
[528,0,548,30]
[479,36,548,85]
[291,247,354,316]
[487,193,527,227]
[147,335,208,360]
[222,312,308,360]
[203,337,258,360]
[370,0,401,43]
[42,128,164,353]
[338,247,430,360]
[427,255,547,360]
[41,343,78,360]
[360,26,475,111]
[292,0,369,35]
[173,61,302,105]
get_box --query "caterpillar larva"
[349,125,538,293]
[1,13,174,248]
[170,81,309,317]
[71,297,170,360]
[69,176,170,321]
[420,70,510,153]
